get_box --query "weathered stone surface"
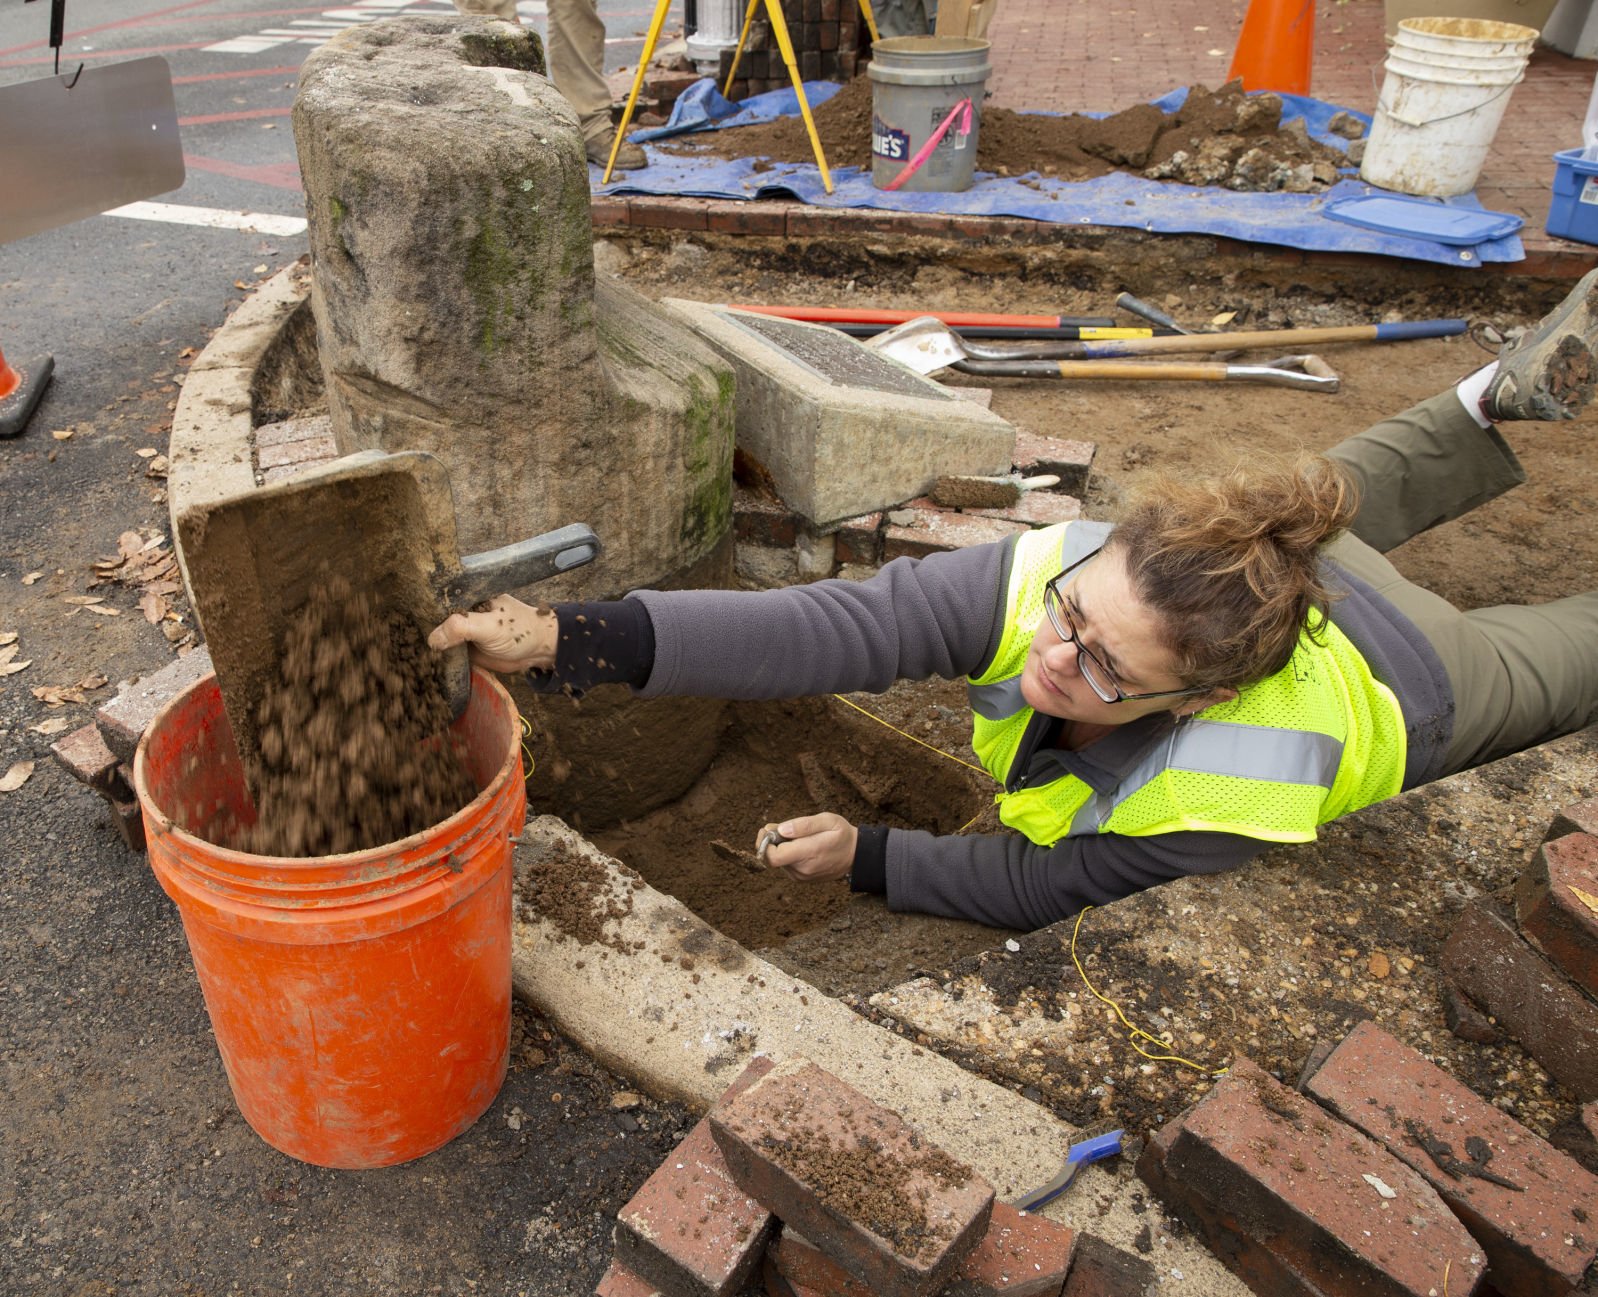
[96,647,216,764]
[1303,1020,1598,1297]
[661,300,1015,527]
[1139,1057,1486,1297]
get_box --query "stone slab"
[1303,1020,1598,1297]
[662,300,1015,527]
[96,646,215,764]
[1139,1058,1486,1297]
[1514,832,1598,1000]
[709,1058,994,1297]
[613,1058,777,1297]
[1441,898,1598,1102]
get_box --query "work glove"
[757,812,857,883]
[427,594,557,674]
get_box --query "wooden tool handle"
[1050,360,1230,380]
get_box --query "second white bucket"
[1360,17,1537,197]
[869,36,992,193]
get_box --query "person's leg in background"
[452,0,519,18]
[1324,269,1598,774]
[547,0,647,168]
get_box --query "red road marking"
[183,153,303,191]
[0,0,223,58]
[172,65,301,83]
[178,106,294,125]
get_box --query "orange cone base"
[0,354,53,439]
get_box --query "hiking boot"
[1483,267,1598,421]
[585,135,647,170]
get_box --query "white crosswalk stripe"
[203,1,538,55]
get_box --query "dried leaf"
[84,604,121,617]
[29,716,72,735]
[234,280,250,289]
[0,760,34,793]
[0,657,31,675]
[118,531,143,559]
[135,448,158,459]
[1367,951,1391,979]
[1361,1173,1397,1200]
[21,571,43,585]
[33,685,87,706]
[63,595,105,605]
[51,427,73,441]
[1211,310,1237,326]
[140,591,169,625]
[145,455,169,479]
[76,673,108,691]
[178,346,197,359]
[252,264,268,274]
[1570,884,1598,919]
[0,631,15,645]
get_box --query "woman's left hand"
[757,813,857,882]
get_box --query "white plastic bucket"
[868,36,991,193]
[1360,18,1536,197]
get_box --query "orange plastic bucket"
[134,667,525,1169]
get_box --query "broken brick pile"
[597,1055,1150,1297]
[1440,802,1598,1112]
[1138,1020,1598,1297]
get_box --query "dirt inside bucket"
[215,574,479,857]
[657,77,1353,191]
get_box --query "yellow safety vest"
[969,522,1407,847]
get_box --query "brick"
[733,487,801,549]
[709,1058,995,1297]
[1441,899,1598,1102]
[832,512,881,567]
[647,70,701,107]
[50,723,119,792]
[818,21,839,50]
[1059,1234,1156,1297]
[768,1230,871,1297]
[1440,980,1501,1046]
[800,50,822,81]
[590,197,631,227]
[819,0,841,18]
[252,413,332,449]
[595,1261,662,1297]
[1137,1057,1485,1297]
[1515,833,1598,999]
[1303,1020,1598,1297]
[109,795,146,853]
[969,492,1083,528]
[96,646,215,764]
[706,202,787,237]
[882,507,1028,561]
[614,1058,777,1297]
[1543,797,1598,843]
[943,1201,1074,1297]
[257,432,337,470]
[1010,431,1095,495]
[627,200,710,232]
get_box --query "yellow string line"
[1070,905,1229,1077]
[829,693,992,777]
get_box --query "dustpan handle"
[442,523,603,609]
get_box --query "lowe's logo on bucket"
[872,117,910,161]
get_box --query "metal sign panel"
[0,56,186,245]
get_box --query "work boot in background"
[584,119,647,170]
[1484,267,1598,421]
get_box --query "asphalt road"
[0,5,706,1295]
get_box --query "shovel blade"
[863,315,969,375]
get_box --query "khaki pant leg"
[452,0,520,20]
[548,0,612,140]
[1324,389,1526,555]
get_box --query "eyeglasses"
[1041,548,1205,705]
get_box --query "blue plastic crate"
[1547,148,1598,246]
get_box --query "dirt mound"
[232,574,478,857]
[659,78,1350,192]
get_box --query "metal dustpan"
[176,449,600,793]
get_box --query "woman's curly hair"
[1105,453,1361,692]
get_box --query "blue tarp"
[594,81,1524,267]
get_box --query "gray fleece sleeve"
[881,827,1267,931]
[628,541,1011,699]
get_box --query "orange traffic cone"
[0,343,55,440]
[1228,0,1315,97]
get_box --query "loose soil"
[659,78,1350,191]
[232,574,477,856]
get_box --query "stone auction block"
[1303,1020,1598,1297]
[709,1058,995,1297]
[614,1058,777,1297]
[661,300,1015,528]
[1515,833,1598,1000]
[1138,1058,1485,1297]
[1441,899,1598,1102]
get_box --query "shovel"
[176,449,600,794]
[868,317,1339,391]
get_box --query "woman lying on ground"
[430,271,1598,931]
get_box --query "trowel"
[176,448,600,793]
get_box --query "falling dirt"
[229,573,478,857]
[659,78,1351,191]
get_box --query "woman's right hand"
[428,595,558,674]
[757,813,858,882]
